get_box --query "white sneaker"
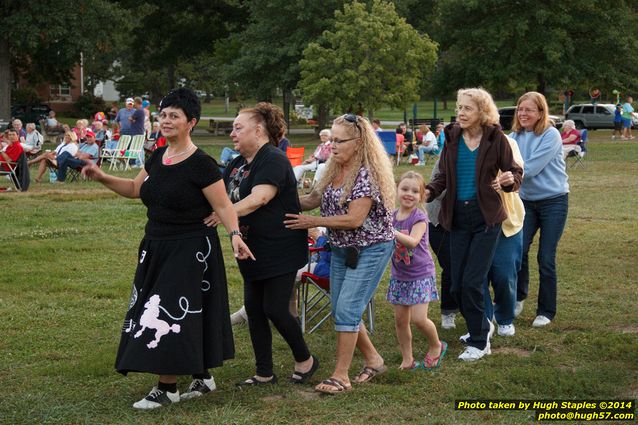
[230,306,248,326]
[415,162,425,166]
[498,324,515,336]
[133,387,180,410]
[459,320,494,343]
[181,377,216,400]
[532,315,551,327]
[441,313,456,329]
[514,300,524,317]
[458,341,491,362]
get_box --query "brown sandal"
[353,364,388,384]
[315,377,352,394]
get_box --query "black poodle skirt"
[115,234,234,375]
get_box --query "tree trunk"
[536,74,546,95]
[283,89,291,134]
[0,36,11,122]
[167,63,175,90]
[317,104,329,133]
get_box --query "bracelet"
[229,230,242,240]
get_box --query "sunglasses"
[337,113,362,144]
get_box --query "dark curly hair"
[159,88,201,130]
[240,102,287,146]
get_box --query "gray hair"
[319,128,331,138]
[26,122,36,130]
[563,119,575,129]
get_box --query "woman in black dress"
[83,88,253,409]
[206,103,318,386]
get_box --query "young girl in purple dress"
[388,171,447,370]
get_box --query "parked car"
[10,103,52,129]
[565,103,638,129]
[498,106,564,131]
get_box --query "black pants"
[428,222,456,314]
[450,201,501,350]
[244,271,310,377]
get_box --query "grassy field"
[1,130,637,424]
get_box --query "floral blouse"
[320,167,393,248]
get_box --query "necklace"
[163,144,195,164]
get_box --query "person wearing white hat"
[115,97,136,136]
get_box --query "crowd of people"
[3,85,580,409]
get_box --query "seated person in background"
[230,227,331,326]
[105,122,120,150]
[72,119,88,143]
[219,137,239,169]
[1,129,24,171]
[372,119,383,132]
[12,119,27,144]
[396,126,406,156]
[56,130,100,182]
[560,119,582,158]
[293,129,332,183]
[21,123,44,155]
[29,131,79,182]
[93,121,108,147]
[144,122,162,152]
[45,111,65,134]
[415,124,438,166]
[278,135,291,152]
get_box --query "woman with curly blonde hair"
[285,114,395,394]
[425,87,523,362]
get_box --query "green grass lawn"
[1,131,637,424]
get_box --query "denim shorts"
[330,240,394,332]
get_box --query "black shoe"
[236,374,278,388]
[132,386,180,410]
[181,377,216,400]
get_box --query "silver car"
[565,103,638,129]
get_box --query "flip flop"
[398,360,421,371]
[236,374,278,388]
[353,364,388,384]
[314,378,352,395]
[290,355,320,384]
[423,340,448,369]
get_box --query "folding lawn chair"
[101,135,131,170]
[298,239,375,334]
[286,146,305,167]
[1,152,30,191]
[566,128,588,169]
[120,134,145,171]
[378,131,400,165]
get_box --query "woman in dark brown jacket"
[425,88,523,362]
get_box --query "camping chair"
[298,240,375,334]
[286,147,305,167]
[0,152,29,192]
[566,129,587,169]
[120,134,145,171]
[101,135,131,170]
[378,131,399,165]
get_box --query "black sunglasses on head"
[343,113,362,136]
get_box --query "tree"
[0,0,130,120]
[224,0,344,127]
[432,0,638,98]
[299,0,437,120]
[114,0,244,98]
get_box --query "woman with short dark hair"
[83,88,253,409]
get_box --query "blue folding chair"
[567,128,587,168]
[378,130,399,165]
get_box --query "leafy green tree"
[299,0,437,121]
[0,0,129,120]
[433,0,638,97]
[223,0,344,126]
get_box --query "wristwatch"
[229,230,242,240]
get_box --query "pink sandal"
[423,341,448,369]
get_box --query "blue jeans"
[330,240,393,332]
[417,145,438,162]
[450,200,501,350]
[484,229,523,325]
[517,194,568,320]
[56,154,87,182]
